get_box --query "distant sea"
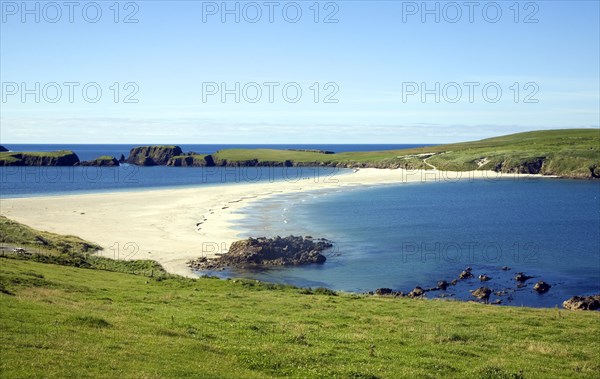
[0,144,429,198]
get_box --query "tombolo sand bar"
[0,168,546,277]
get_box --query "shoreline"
[0,168,550,277]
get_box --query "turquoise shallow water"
[214,178,600,308]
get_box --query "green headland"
[174,129,600,179]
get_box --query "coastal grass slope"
[0,216,166,277]
[1,218,600,378]
[212,129,600,178]
[1,258,599,378]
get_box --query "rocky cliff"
[0,145,8,152]
[493,157,546,175]
[126,146,183,166]
[166,154,215,167]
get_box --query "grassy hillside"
[0,215,101,254]
[0,216,167,277]
[212,129,600,178]
[1,217,599,378]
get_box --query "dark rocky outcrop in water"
[533,281,551,293]
[459,268,474,280]
[0,145,8,152]
[437,280,449,290]
[189,236,332,270]
[562,295,600,311]
[0,151,80,166]
[126,146,183,166]
[78,156,120,167]
[514,272,533,283]
[369,266,593,309]
[118,154,125,164]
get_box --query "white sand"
[0,168,542,277]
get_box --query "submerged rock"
[478,274,492,282]
[437,280,449,290]
[562,295,600,311]
[533,281,551,293]
[459,270,474,280]
[515,272,533,283]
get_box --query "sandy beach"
[0,168,541,277]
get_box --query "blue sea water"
[223,179,600,308]
[0,144,424,197]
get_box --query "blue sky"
[1,0,599,143]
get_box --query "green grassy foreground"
[1,259,599,378]
[212,129,600,178]
[1,218,600,378]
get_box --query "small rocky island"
[126,146,183,166]
[0,147,121,167]
[77,156,120,167]
[189,236,333,270]
[0,150,80,166]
